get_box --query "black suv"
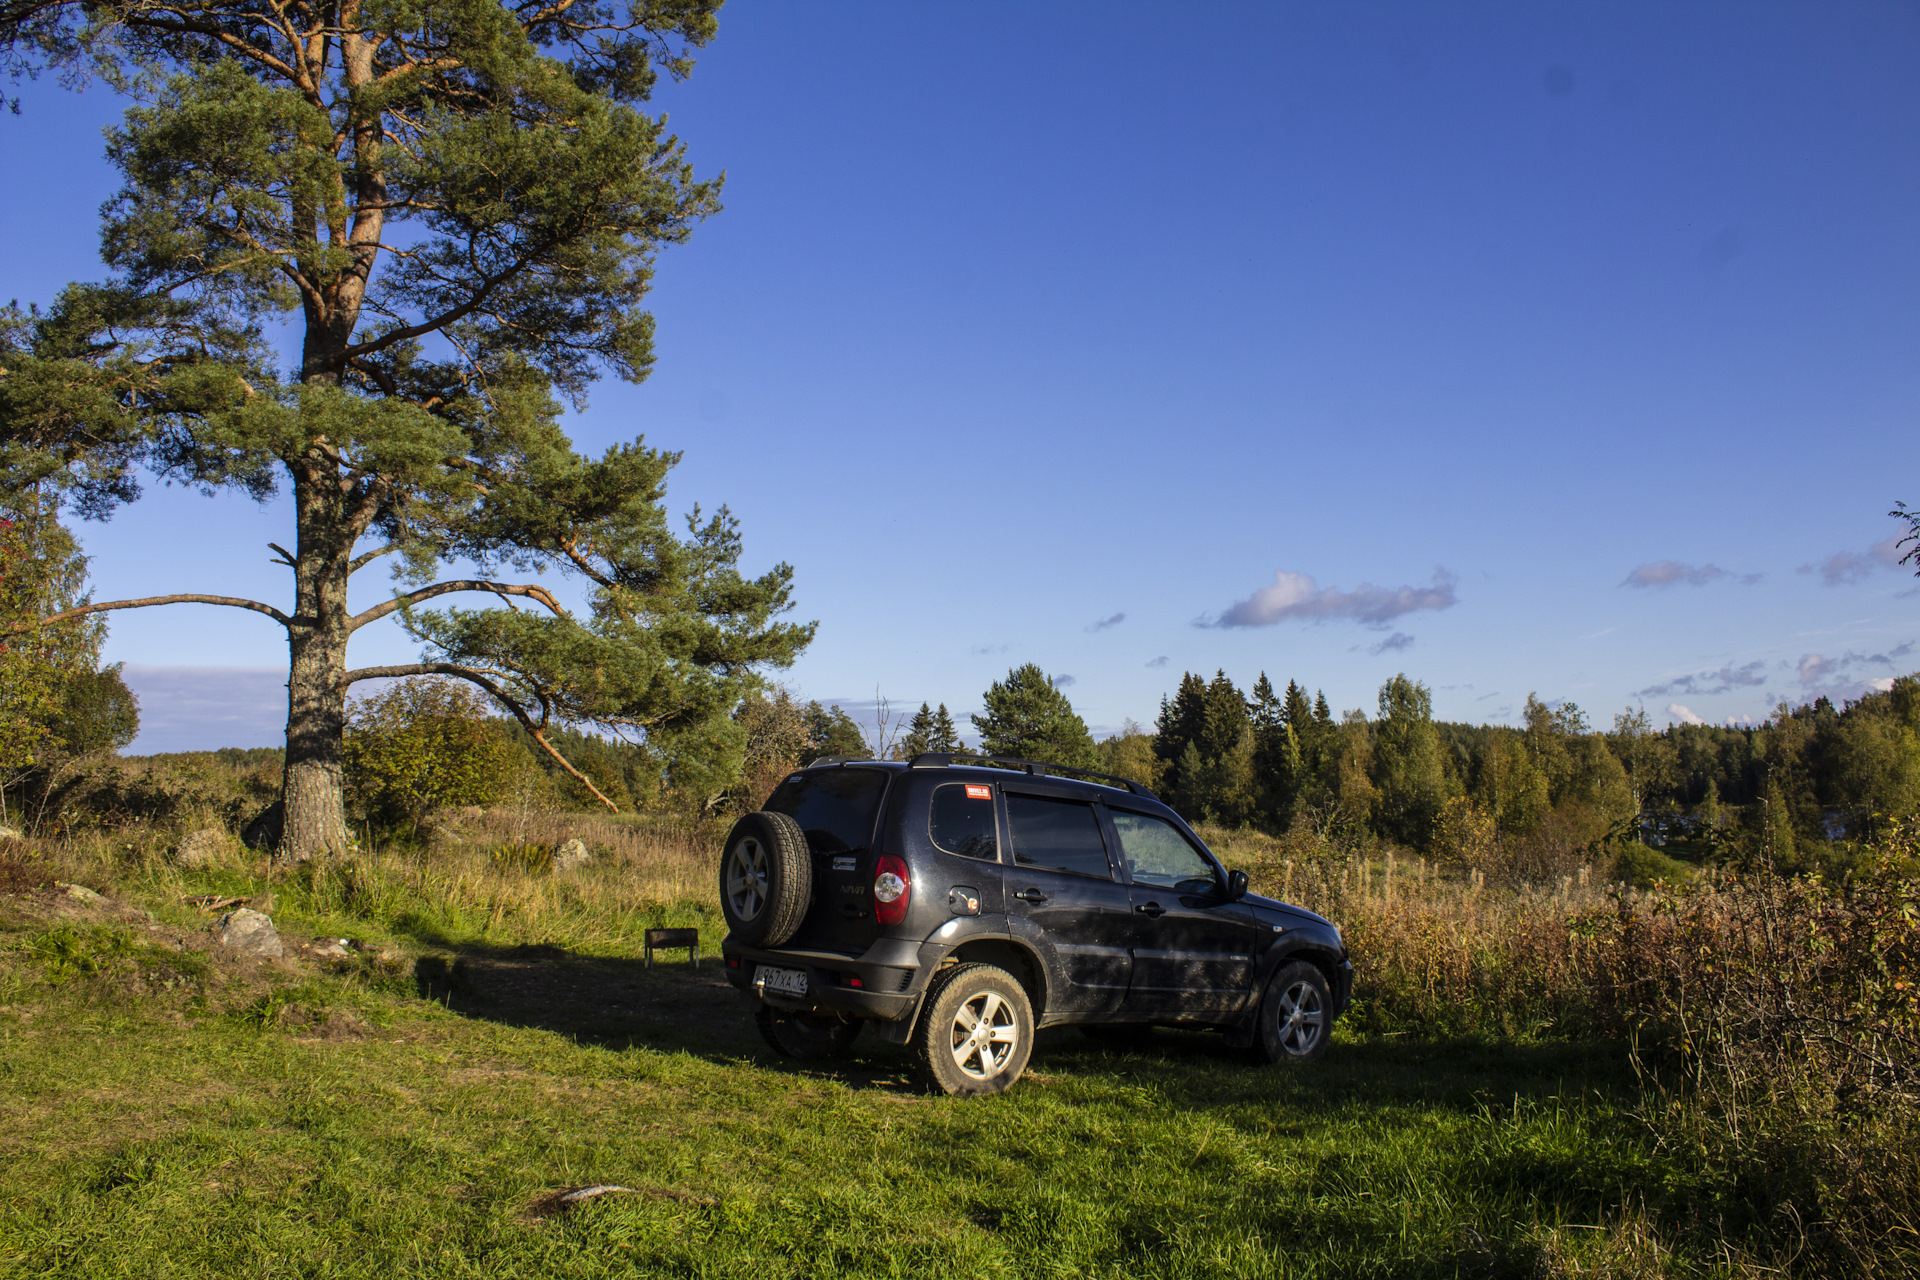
[718,754,1352,1095]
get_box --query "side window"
[1111,811,1218,893]
[1006,794,1113,880]
[929,783,998,860]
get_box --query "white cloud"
[1207,567,1457,629]
[1666,703,1706,726]
[1637,661,1768,698]
[1622,560,1760,588]
[1868,677,1897,693]
[1086,612,1125,632]
[1368,632,1415,656]
[1145,655,1169,668]
[1799,537,1904,587]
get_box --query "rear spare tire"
[719,810,812,947]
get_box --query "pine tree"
[930,704,963,754]
[1250,673,1299,830]
[0,0,811,857]
[803,703,869,764]
[971,665,1096,768]
[1154,672,1207,801]
[900,703,936,758]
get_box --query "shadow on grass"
[409,939,1641,1113]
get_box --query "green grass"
[0,916,1729,1280]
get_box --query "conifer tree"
[1250,673,1299,830]
[929,704,962,754]
[0,0,813,855]
[972,664,1096,768]
[802,703,869,764]
[900,702,936,759]
[1154,671,1207,803]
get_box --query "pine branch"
[347,580,564,632]
[2,592,292,635]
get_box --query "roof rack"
[906,752,1158,800]
[802,755,883,767]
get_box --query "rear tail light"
[873,854,911,926]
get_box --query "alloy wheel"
[948,989,1020,1081]
[725,837,768,921]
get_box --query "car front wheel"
[911,962,1034,1096]
[1255,960,1332,1064]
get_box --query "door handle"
[1013,888,1048,904]
[1134,901,1166,918]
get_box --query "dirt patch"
[522,1182,719,1222]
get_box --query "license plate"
[756,965,808,997]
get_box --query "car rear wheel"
[911,963,1034,1097]
[718,811,811,947]
[756,1007,862,1061]
[1255,960,1332,1064]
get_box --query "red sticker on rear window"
[965,784,992,800]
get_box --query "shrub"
[344,679,530,840]
[1588,853,1920,1272]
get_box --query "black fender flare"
[876,914,1054,1042]
[1246,939,1350,1024]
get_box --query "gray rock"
[308,937,351,959]
[173,828,232,870]
[56,882,106,904]
[215,907,284,958]
[550,837,593,873]
[0,825,23,841]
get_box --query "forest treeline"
[495,662,1920,879]
[1096,668,1920,876]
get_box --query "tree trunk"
[277,454,357,860]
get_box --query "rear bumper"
[720,937,923,1022]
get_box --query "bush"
[1589,857,1920,1272]
[1612,840,1693,889]
[344,679,530,840]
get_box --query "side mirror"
[1225,869,1249,901]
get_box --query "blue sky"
[4,1,1918,753]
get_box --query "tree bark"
[277,452,358,860]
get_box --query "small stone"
[173,828,232,870]
[0,825,23,841]
[309,937,351,959]
[215,907,284,959]
[550,838,593,873]
[57,882,106,904]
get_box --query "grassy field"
[0,813,1893,1277]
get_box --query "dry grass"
[10,794,1918,1275]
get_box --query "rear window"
[929,783,998,860]
[766,768,889,854]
